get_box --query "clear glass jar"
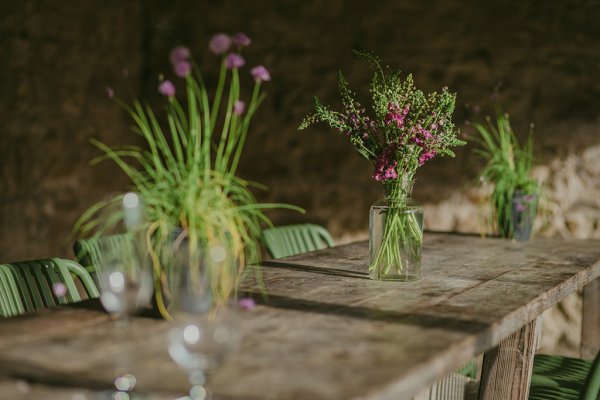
[369,179,424,281]
[495,190,538,240]
[511,191,538,241]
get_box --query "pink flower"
[232,32,251,47]
[225,53,245,69]
[372,161,398,181]
[239,297,255,310]
[53,283,67,297]
[158,80,176,97]
[250,65,271,82]
[418,150,436,166]
[233,100,245,116]
[173,60,192,78]
[373,145,398,181]
[169,46,191,65]
[384,103,407,129]
[411,137,423,146]
[105,87,114,98]
[209,33,231,54]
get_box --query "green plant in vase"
[473,112,540,240]
[300,51,465,280]
[75,33,301,318]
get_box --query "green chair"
[0,259,98,317]
[0,264,25,317]
[73,233,133,282]
[529,351,600,400]
[261,223,335,259]
[53,258,99,299]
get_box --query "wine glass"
[96,192,154,398]
[165,237,241,400]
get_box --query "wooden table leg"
[582,277,600,360]
[478,318,539,400]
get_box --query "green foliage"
[74,58,302,316]
[474,112,540,236]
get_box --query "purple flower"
[173,60,192,78]
[250,65,271,82]
[373,162,398,181]
[170,46,191,65]
[232,32,251,47]
[515,202,526,213]
[105,86,114,98]
[233,100,246,116]
[239,297,256,310]
[53,282,67,297]
[422,130,433,140]
[158,80,176,97]
[384,103,408,129]
[225,53,246,69]
[209,33,231,54]
[373,145,399,181]
[418,150,437,166]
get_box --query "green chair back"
[0,259,98,317]
[73,234,133,282]
[0,264,25,317]
[529,351,600,400]
[53,258,99,299]
[582,350,600,400]
[261,223,334,259]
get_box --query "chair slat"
[54,258,99,298]
[26,261,56,307]
[261,224,334,259]
[0,259,98,318]
[8,264,45,309]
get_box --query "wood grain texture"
[478,319,538,400]
[581,277,600,360]
[0,233,599,400]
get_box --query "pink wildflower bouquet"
[300,51,465,280]
[299,51,465,191]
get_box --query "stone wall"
[1,0,598,355]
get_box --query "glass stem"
[114,314,134,391]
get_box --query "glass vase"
[369,179,424,281]
[495,191,538,241]
[511,191,538,241]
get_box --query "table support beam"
[581,277,600,360]
[478,319,538,400]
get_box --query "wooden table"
[0,233,599,400]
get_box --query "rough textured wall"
[0,1,143,260]
[1,0,598,355]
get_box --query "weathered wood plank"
[0,378,94,400]
[478,319,538,400]
[0,233,598,400]
[582,277,600,360]
[0,305,108,349]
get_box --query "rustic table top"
[1,233,599,400]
